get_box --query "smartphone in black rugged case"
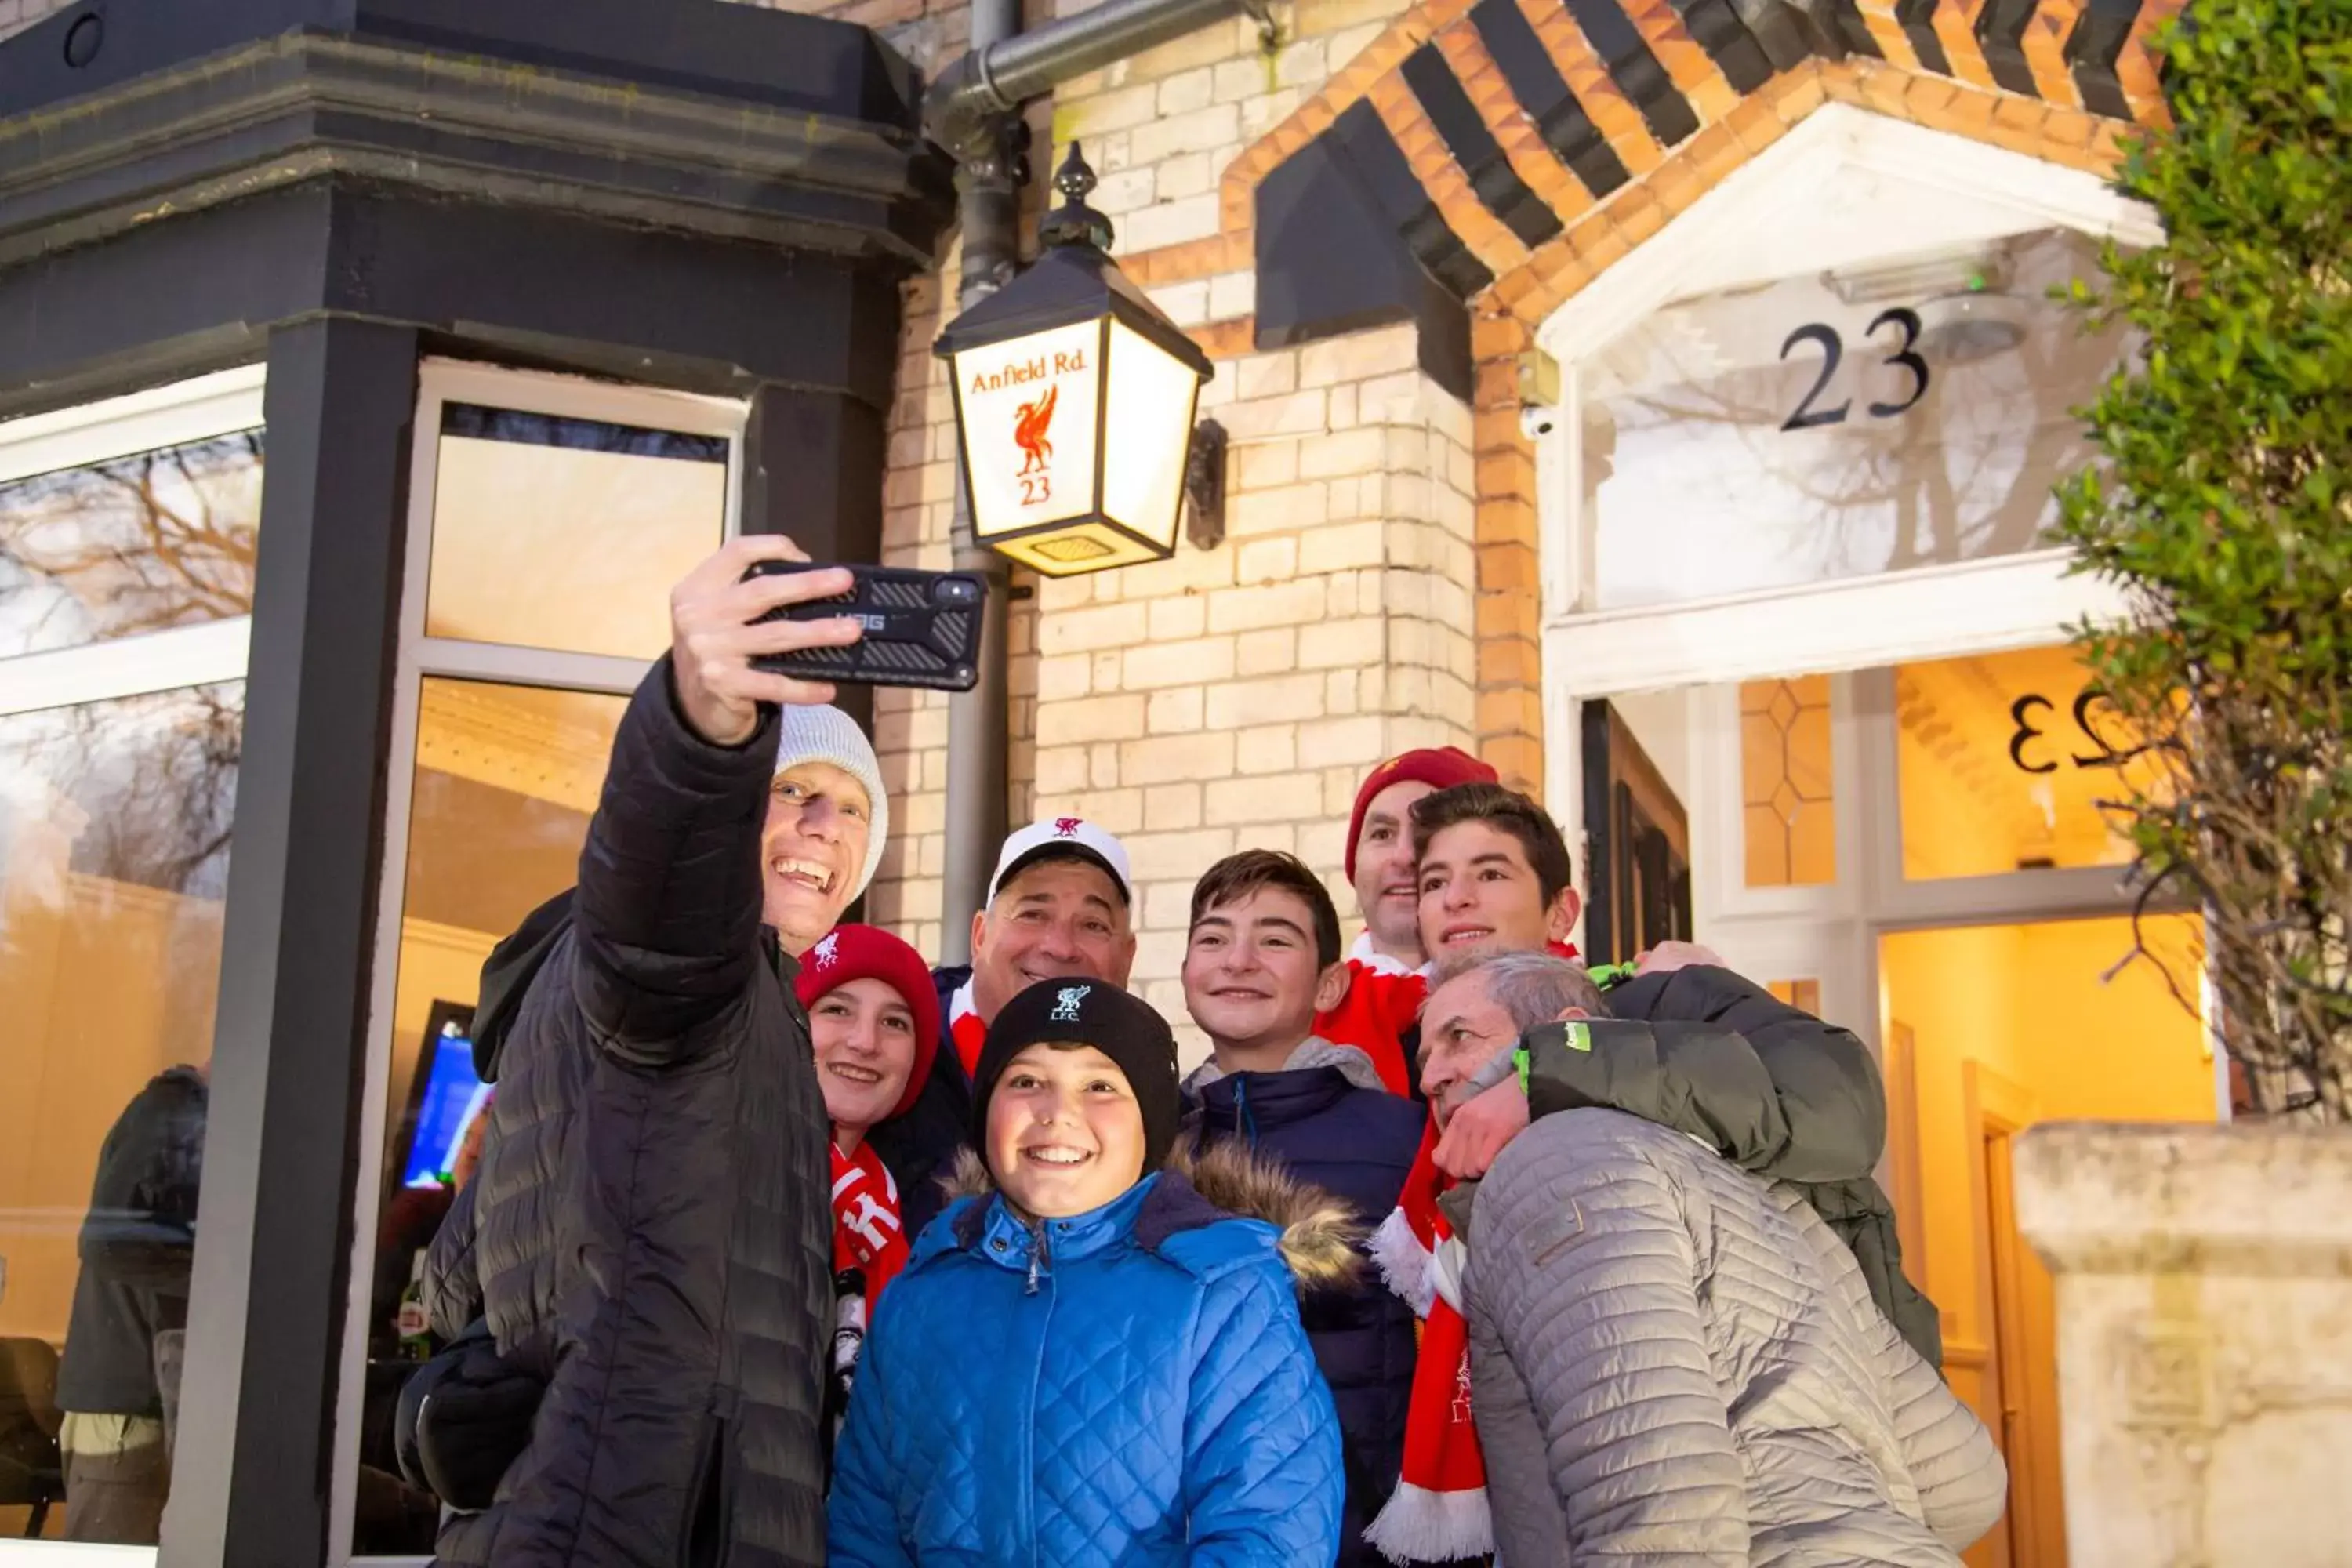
[743,561,987,692]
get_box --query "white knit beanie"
[772,705,888,900]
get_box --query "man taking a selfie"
[426,535,873,1568]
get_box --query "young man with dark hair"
[1316,779,1581,1094]
[1410,782,1581,964]
[1180,850,1426,1568]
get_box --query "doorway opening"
[1882,913,2213,1568]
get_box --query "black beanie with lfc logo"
[968,978,1183,1178]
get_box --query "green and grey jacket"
[1461,964,1944,1369]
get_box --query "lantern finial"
[1037,142,1114,253]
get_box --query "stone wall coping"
[2013,1120,2352,1276]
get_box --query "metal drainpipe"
[929,0,1265,965]
[935,0,1022,969]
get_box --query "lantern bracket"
[1185,417,1228,552]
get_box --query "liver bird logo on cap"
[1050,985,1090,1023]
[812,932,840,969]
[1053,817,1082,838]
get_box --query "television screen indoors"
[400,1002,490,1190]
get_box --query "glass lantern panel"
[1100,321,1200,549]
[953,320,1102,539]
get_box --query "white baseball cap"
[988,817,1134,906]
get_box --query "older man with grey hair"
[1421,950,2006,1567]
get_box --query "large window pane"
[0,432,263,659]
[423,405,728,660]
[1896,644,2169,880]
[1581,229,2125,612]
[0,683,243,1544]
[350,677,625,1557]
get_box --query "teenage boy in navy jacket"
[1180,850,1427,1566]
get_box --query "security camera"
[1519,405,1559,440]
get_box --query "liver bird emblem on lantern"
[1014,384,1057,478]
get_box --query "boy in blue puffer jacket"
[828,978,1352,1566]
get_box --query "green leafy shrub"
[2056,0,2351,1120]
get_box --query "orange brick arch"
[1123,0,2183,790]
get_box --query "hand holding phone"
[671,536,862,744]
[742,561,987,692]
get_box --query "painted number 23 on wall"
[1779,308,1931,431]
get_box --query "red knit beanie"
[1345,748,1500,880]
[795,924,942,1120]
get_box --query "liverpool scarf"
[830,1140,909,1302]
[1363,1118,1490,1564]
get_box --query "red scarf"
[830,1140,909,1302]
[949,986,989,1080]
[1363,1119,1490,1564]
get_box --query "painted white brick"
[1036,693,1147,746]
[1121,730,1239,785]
[1208,575,1330,633]
[1123,826,1240,880]
[1219,389,1329,441]
[1204,671,1327,730]
[1298,615,1385,670]
[1207,270,1256,320]
[1156,151,1218,200]
[1036,601,1145,655]
[1235,438,1299,488]
[1147,594,1209,641]
[1212,58,1268,103]
[1145,782,1205,832]
[1059,83,1161,136]
[1298,713,1387,765]
[1123,635,1238,690]
[1236,537,1298,584]
[1150,279,1213,328]
[1090,165,1159,216]
[1234,353,1299,401]
[1118,194,1221,252]
[1236,627,1297,677]
[1090,742,1123,789]
[1129,103,1241,165]
[1301,328,1421,389]
[1147,687,1206,733]
[1299,427,1389,479]
[1158,67,1217,115]
[1230,481,1329,537]
[1205,771,1326,825]
[1299,519,1388,575]
[1236,722,1299,775]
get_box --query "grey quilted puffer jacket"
[1466,1109,2005,1568]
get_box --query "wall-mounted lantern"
[934,143,1215,578]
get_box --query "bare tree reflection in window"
[0,430,262,655]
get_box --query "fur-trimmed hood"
[939,1138,1363,1295]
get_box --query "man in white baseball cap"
[864,816,1137,1236]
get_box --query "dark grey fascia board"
[0,181,908,420]
[1,0,923,129]
[0,31,955,274]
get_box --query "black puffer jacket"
[1510,965,1942,1369]
[422,659,832,1568]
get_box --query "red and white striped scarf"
[1363,1118,1490,1565]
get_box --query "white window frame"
[0,365,267,1568]
[0,365,267,720]
[332,360,746,1566]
